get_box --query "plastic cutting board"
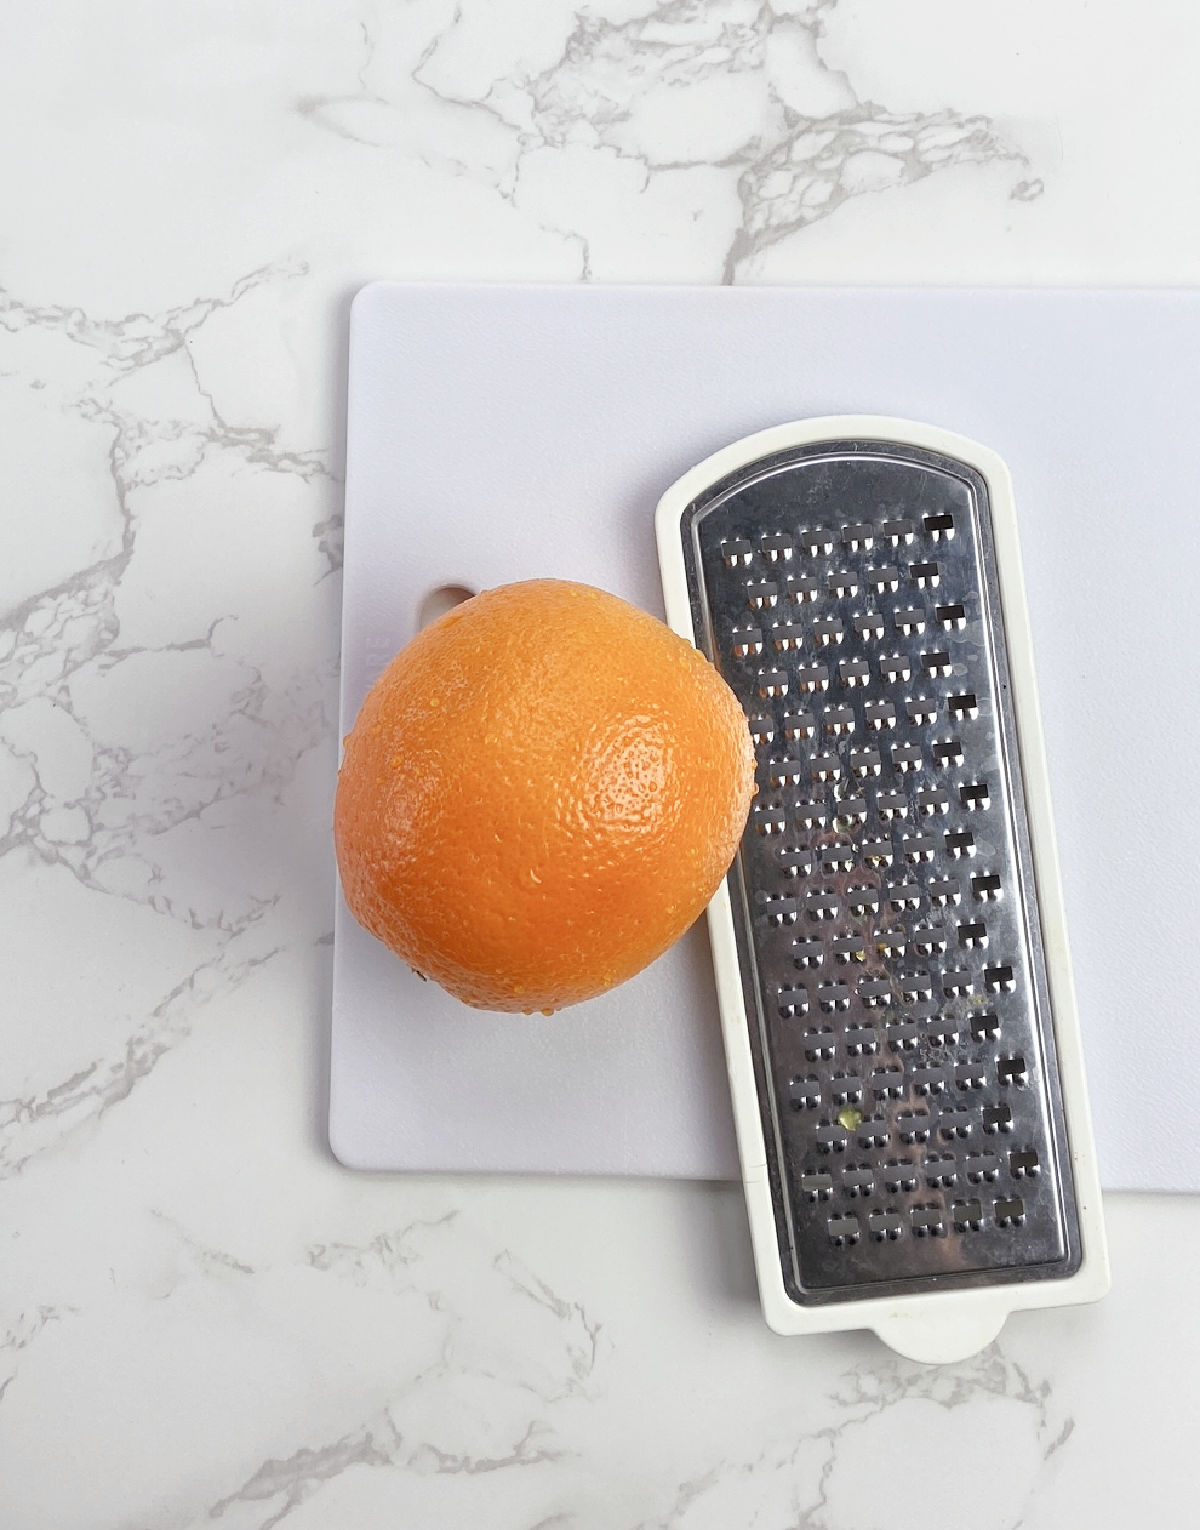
[332,282,1200,1191]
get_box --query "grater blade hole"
[790,1074,823,1108]
[889,880,923,913]
[800,527,835,557]
[951,1199,984,1231]
[901,971,933,1003]
[752,805,787,836]
[782,709,816,740]
[833,794,868,827]
[881,653,913,683]
[857,1116,889,1150]
[795,796,829,829]
[898,1108,932,1143]
[912,918,948,954]
[966,1151,1001,1183]
[1010,1148,1040,1178]
[757,667,789,698]
[832,933,866,963]
[911,1204,946,1237]
[997,1054,1028,1086]
[811,752,841,783]
[812,616,845,647]
[936,602,967,630]
[901,832,938,865]
[882,518,915,546]
[796,662,830,693]
[994,1196,1026,1229]
[816,979,852,1012]
[771,619,806,652]
[870,1066,904,1099]
[868,1209,905,1241]
[746,577,779,610]
[887,1021,920,1052]
[778,984,810,1017]
[731,622,764,657]
[815,1122,851,1153]
[971,1012,1001,1042]
[933,737,964,768]
[912,1066,947,1097]
[876,789,908,820]
[840,658,872,689]
[854,612,885,641]
[849,746,881,777]
[891,742,923,774]
[792,935,823,968]
[895,605,926,635]
[785,573,821,603]
[756,892,799,926]
[769,757,806,788]
[884,1158,918,1194]
[777,845,814,879]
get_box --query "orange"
[334,579,754,1012]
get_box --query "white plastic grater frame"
[656,416,1109,1364]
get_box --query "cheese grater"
[657,418,1108,1363]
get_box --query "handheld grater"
[657,418,1108,1363]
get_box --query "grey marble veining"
[299,0,1032,283]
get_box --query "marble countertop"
[3,2,1198,1525]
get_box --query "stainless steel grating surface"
[682,440,1081,1305]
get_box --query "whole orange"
[334,579,754,1012]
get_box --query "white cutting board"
[333,283,1200,1192]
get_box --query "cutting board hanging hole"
[418,584,476,630]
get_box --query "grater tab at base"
[657,418,1108,1363]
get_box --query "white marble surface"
[3,2,1199,1525]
